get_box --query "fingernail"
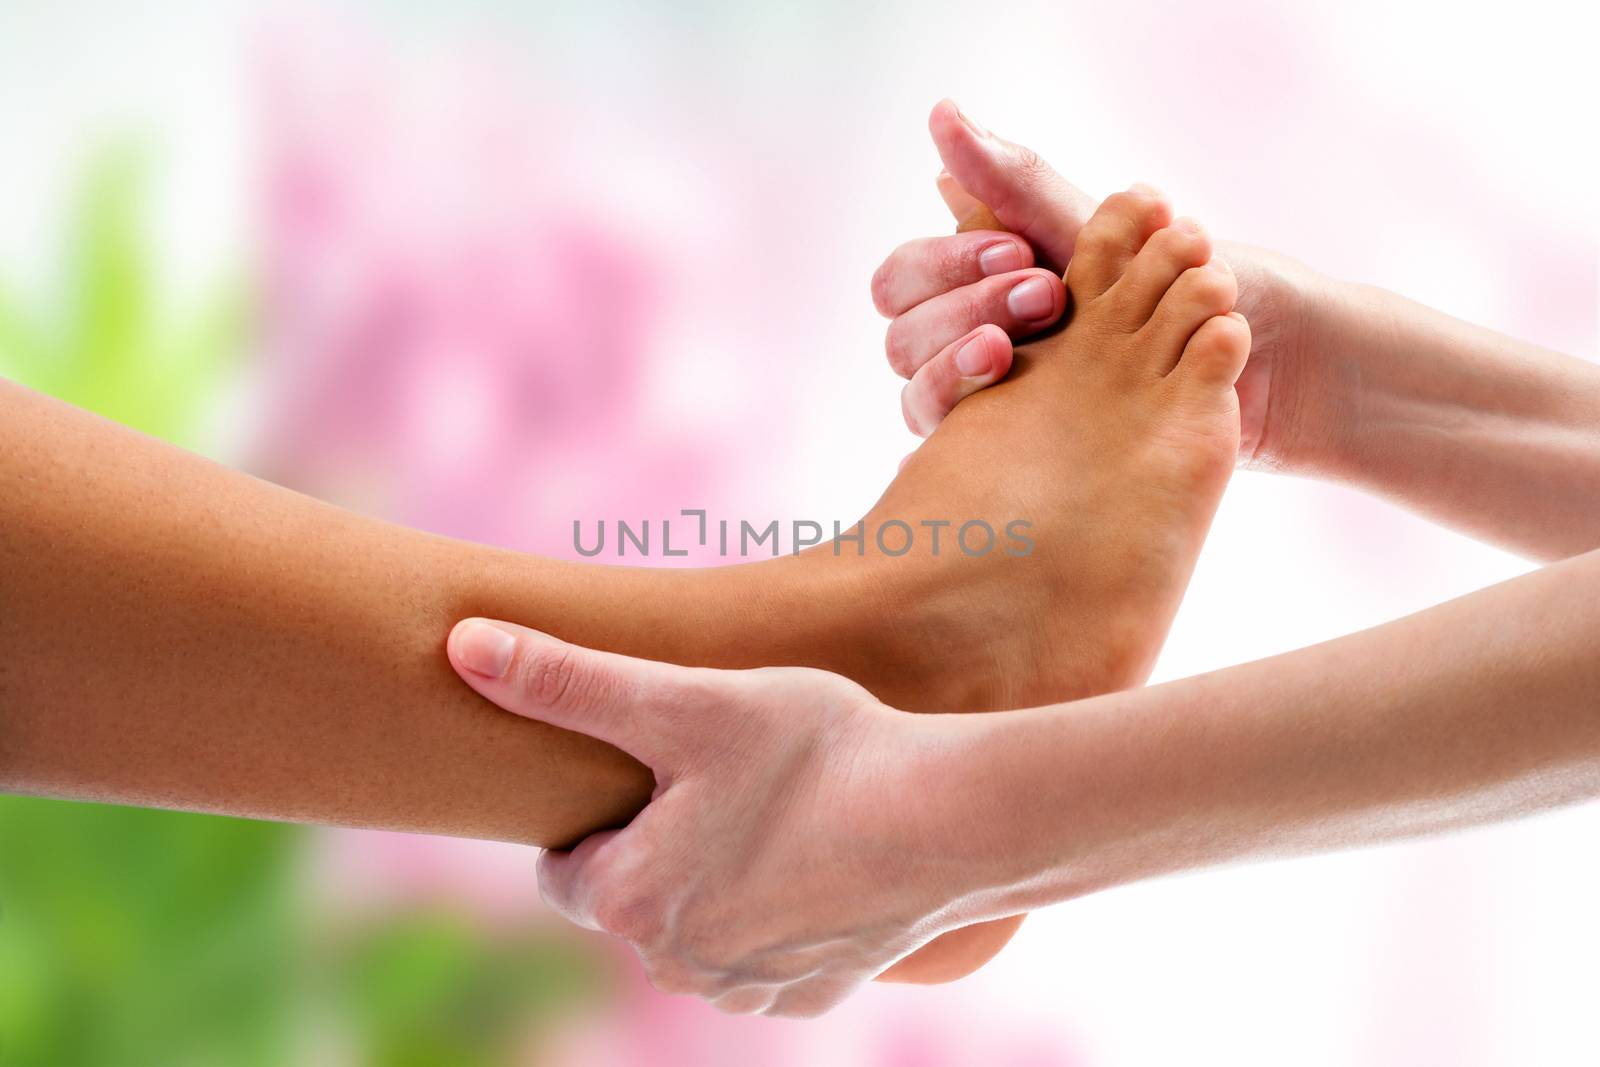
[953,101,987,137]
[978,241,1025,276]
[954,332,992,376]
[455,620,516,678]
[1006,276,1055,321]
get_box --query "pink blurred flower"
[249,20,849,1059]
[252,19,736,558]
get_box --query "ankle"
[842,510,1160,713]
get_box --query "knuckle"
[958,287,992,331]
[520,645,581,708]
[1011,145,1053,187]
[935,240,975,285]
[594,883,664,944]
[651,670,722,728]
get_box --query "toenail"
[1176,217,1204,235]
[1129,182,1162,198]
[979,241,1025,276]
[1006,277,1055,321]
[955,333,992,376]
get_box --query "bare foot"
[859,186,1250,980]
[920,98,1310,470]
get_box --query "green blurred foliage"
[0,147,607,1065]
[0,142,296,1067]
[0,801,300,1067]
[0,144,246,448]
[324,914,607,1067]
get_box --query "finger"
[640,957,715,998]
[448,618,707,767]
[712,985,781,1016]
[884,269,1066,378]
[766,974,858,1019]
[900,324,1013,437]
[538,814,687,947]
[871,231,1036,317]
[535,829,624,930]
[928,99,1098,270]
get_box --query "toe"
[1173,311,1252,389]
[1141,259,1238,373]
[1064,184,1173,303]
[1107,218,1213,326]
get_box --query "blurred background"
[0,0,1595,1063]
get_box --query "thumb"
[927,99,1097,270]
[448,618,697,769]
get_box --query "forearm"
[0,380,874,847]
[1285,275,1600,559]
[947,548,1600,916]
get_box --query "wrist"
[1227,245,1360,478]
[889,711,1033,927]
[904,707,1116,925]
[920,692,1213,922]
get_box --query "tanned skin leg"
[2,191,1238,985]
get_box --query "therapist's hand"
[881,100,1299,463]
[872,99,1082,435]
[447,618,979,1017]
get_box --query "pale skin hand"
[881,100,1600,560]
[448,619,934,1018]
[455,546,1600,1017]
